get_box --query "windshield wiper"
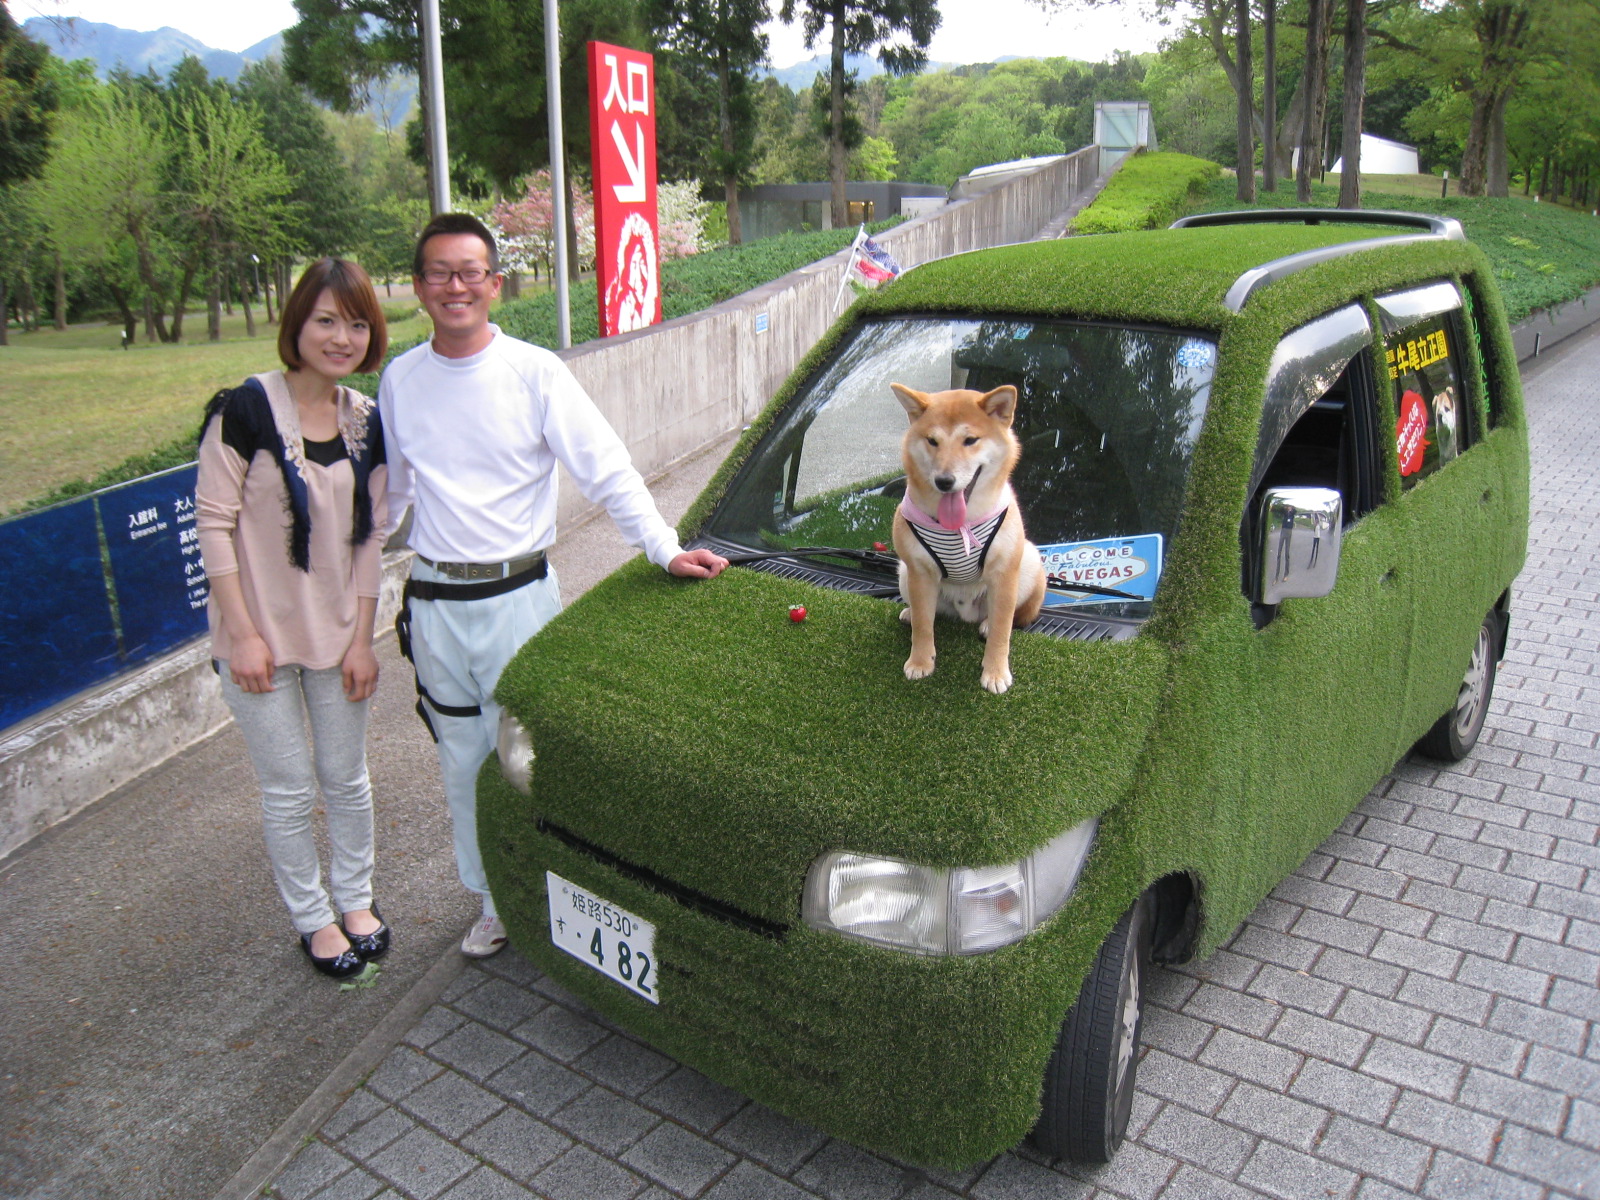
[1045,576,1144,601]
[724,546,900,568]
[726,549,1142,600]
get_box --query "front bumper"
[479,764,1115,1168]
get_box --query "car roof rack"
[1169,209,1467,313]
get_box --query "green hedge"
[21,432,206,513]
[1071,150,1221,235]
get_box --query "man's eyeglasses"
[420,266,495,286]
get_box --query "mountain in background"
[21,16,281,82]
[21,18,1008,117]
[20,17,414,121]
[763,52,974,91]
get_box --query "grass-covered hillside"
[1187,174,1600,324]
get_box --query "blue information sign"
[0,463,210,732]
[99,465,209,662]
[0,498,120,729]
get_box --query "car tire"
[1030,894,1151,1163]
[1415,613,1498,762]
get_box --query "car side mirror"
[1256,486,1343,604]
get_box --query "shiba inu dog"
[891,383,1047,694]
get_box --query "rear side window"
[1377,284,1474,490]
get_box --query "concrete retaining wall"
[0,149,1103,863]
[554,146,1103,520]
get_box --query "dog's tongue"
[937,489,968,530]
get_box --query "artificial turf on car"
[482,221,1528,1167]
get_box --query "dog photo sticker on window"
[1385,315,1462,487]
[1037,534,1163,607]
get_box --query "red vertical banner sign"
[587,41,660,337]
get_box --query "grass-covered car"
[481,209,1529,1168]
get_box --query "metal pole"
[421,0,451,215]
[545,0,571,349]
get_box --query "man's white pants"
[408,558,563,913]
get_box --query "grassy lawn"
[0,305,427,514]
[1194,174,1600,323]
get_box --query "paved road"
[0,436,735,1200]
[243,331,1600,1200]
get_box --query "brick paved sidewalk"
[258,339,1600,1200]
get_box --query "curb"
[211,943,469,1200]
[1512,282,1600,361]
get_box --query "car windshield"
[705,316,1217,617]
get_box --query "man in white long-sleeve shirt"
[380,213,727,957]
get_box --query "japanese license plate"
[546,871,658,1004]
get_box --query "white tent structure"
[1330,133,1420,175]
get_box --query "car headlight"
[496,710,535,796]
[802,817,1098,954]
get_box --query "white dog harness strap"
[899,501,1008,582]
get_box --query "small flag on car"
[835,224,903,308]
[852,230,901,285]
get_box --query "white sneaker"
[461,915,507,958]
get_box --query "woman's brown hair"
[277,258,389,374]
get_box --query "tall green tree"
[237,59,364,258]
[1235,0,1255,200]
[1296,0,1334,201]
[284,0,441,196]
[1337,0,1368,208]
[1371,0,1586,196]
[286,0,647,199]
[286,0,648,281]
[170,86,293,341]
[648,0,769,243]
[0,7,58,344]
[32,85,146,342]
[778,0,940,226]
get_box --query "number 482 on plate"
[546,871,659,1004]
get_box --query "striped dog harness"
[898,499,1008,582]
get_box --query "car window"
[1249,304,1373,517]
[1243,311,1384,616]
[706,315,1217,616]
[1376,283,1473,489]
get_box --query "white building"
[1330,133,1420,175]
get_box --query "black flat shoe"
[300,931,365,978]
[343,904,390,962]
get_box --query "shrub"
[16,432,202,515]
[1071,151,1221,235]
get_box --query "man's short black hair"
[413,212,500,277]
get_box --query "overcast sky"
[17,0,1178,67]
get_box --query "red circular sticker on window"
[1396,389,1429,477]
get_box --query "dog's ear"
[981,385,1019,425]
[890,383,929,420]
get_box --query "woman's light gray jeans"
[219,662,375,935]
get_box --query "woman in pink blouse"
[196,259,391,979]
